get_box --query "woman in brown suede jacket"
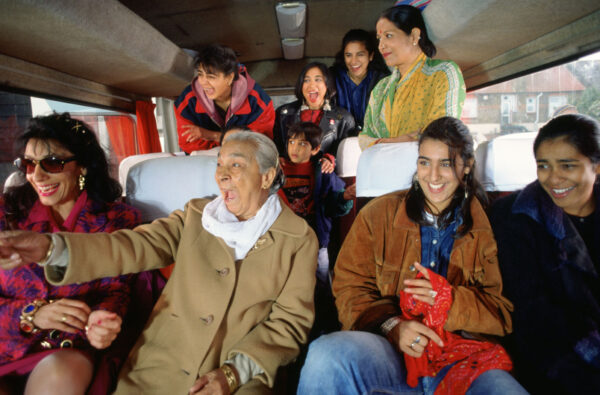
[298,117,526,394]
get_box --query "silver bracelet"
[380,316,402,336]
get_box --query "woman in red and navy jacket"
[0,114,140,394]
[174,44,275,154]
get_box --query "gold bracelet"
[19,299,48,333]
[37,235,54,266]
[220,364,238,394]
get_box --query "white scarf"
[202,194,282,260]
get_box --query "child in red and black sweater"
[278,122,355,334]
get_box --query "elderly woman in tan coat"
[0,131,318,395]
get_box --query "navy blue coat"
[490,181,600,394]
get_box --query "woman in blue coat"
[490,114,600,394]
[330,29,390,131]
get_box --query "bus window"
[0,92,139,188]
[462,50,600,145]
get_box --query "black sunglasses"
[14,156,77,174]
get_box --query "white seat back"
[191,147,220,156]
[356,142,418,197]
[335,137,362,178]
[475,132,537,191]
[118,152,177,192]
[125,155,219,222]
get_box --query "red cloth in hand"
[399,269,512,395]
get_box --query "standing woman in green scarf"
[359,4,466,150]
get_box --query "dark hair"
[294,62,336,103]
[405,117,487,236]
[534,114,600,164]
[287,122,323,149]
[3,113,122,226]
[380,5,436,58]
[194,44,239,81]
[332,29,388,73]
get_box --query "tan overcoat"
[46,198,318,394]
[334,191,513,337]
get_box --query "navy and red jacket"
[174,64,275,153]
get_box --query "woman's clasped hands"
[33,299,121,350]
[387,262,444,358]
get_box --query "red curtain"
[105,115,137,164]
[135,101,162,154]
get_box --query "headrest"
[335,137,362,178]
[118,152,178,192]
[191,147,220,156]
[125,155,219,222]
[475,132,537,191]
[356,142,418,197]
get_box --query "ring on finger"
[414,335,421,344]
[409,342,417,350]
[61,315,67,322]
[429,290,438,298]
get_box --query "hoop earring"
[463,172,471,200]
[412,174,420,190]
[79,174,86,191]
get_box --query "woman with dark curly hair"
[0,113,140,394]
[330,29,390,131]
[174,43,275,154]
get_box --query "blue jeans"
[297,331,529,395]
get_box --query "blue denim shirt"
[419,209,461,278]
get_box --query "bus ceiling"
[0,0,599,112]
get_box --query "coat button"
[201,314,214,325]
[217,268,230,276]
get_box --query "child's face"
[287,134,319,164]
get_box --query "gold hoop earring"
[79,174,86,191]
[412,174,419,190]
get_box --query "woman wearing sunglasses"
[0,113,140,394]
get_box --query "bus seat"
[356,142,418,199]
[125,155,219,223]
[3,171,26,192]
[191,147,220,156]
[118,152,177,193]
[475,132,537,192]
[335,137,361,178]
[331,138,362,262]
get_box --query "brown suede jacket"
[333,191,513,337]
